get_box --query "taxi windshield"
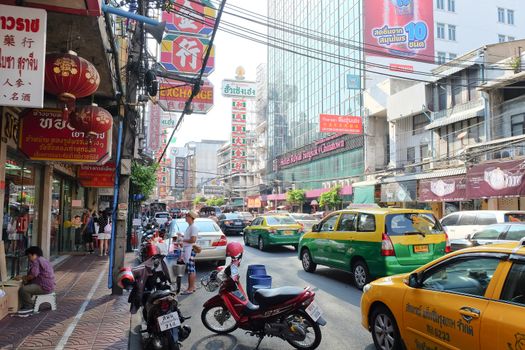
[266,216,297,225]
[386,213,443,236]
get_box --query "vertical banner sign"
[364,0,434,62]
[231,98,247,173]
[148,102,161,151]
[0,5,47,108]
[162,0,216,36]
[175,157,185,189]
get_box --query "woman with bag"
[97,209,112,256]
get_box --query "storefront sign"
[364,0,434,62]
[467,159,525,198]
[158,78,214,114]
[77,162,116,188]
[18,109,111,163]
[419,176,466,202]
[160,34,214,76]
[148,102,161,151]
[320,114,363,134]
[202,185,224,196]
[1,107,19,149]
[276,134,364,170]
[381,181,417,202]
[247,196,261,208]
[0,5,47,108]
[162,1,216,37]
[222,80,256,98]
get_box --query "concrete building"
[182,140,225,199]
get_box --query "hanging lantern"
[70,104,113,137]
[44,51,100,118]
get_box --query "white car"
[288,213,319,232]
[154,211,171,227]
[169,218,227,265]
[440,210,525,240]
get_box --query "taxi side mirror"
[312,224,319,232]
[408,272,422,288]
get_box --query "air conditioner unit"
[422,157,433,171]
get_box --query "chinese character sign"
[162,0,216,36]
[231,98,247,173]
[160,34,215,76]
[0,5,47,108]
[148,102,161,151]
[320,114,363,134]
[364,0,434,62]
[158,78,214,114]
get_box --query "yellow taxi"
[361,240,525,350]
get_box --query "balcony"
[426,99,484,130]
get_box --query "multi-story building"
[182,140,225,199]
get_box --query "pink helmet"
[226,242,243,259]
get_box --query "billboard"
[466,159,525,199]
[160,34,215,76]
[364,0,434,62]
[162,1,216,37]
[158,78,214,114]
[320,114,362,134]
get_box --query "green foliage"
[287,189,305,210]
[206,197,226,207]
[130,162,158,200]
[193,195,206,205]
[318,186,342,210]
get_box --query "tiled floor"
[0,254,134,350]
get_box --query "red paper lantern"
[70,105,113,136]
[44,51,100,103]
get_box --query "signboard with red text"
[158,78,214,114]
[0,5,47,108]
[320,114,363,134]
[18,109,111,163]
[78,162,116,188]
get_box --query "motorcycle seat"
[147,289,172,303]
[254,287,304,307]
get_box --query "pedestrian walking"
[17,246,55,315]
[82,210,96,253]
[179,210,199,294]
[97,209,112,256]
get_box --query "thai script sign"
[0,5,47,108]
[276,134,363,170]
[222,79,256,98]
[364,0,434,62]
[162,0,216,37]
[320,114,363,134]
[18,109,111,163]
[160,34,214,76]
[158,78,214,114]
[1,107,19,148]
[78,162,116,188]
[148,102,161,151]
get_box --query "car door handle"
[459,306,480,322]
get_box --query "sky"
[168,0,268,148]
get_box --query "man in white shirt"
[180,210,199,294]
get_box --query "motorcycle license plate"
[305,301,323,322]
[157,311,181,332]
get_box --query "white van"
[440,210,525,240]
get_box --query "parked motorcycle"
[200,242,326,350]
[127,249,191,350]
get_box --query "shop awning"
[340,185,353,196]
[353,186,375,204]
[305,188,329,198]
[382,168,466,183]
[425,104,484,130]
[267,193,286,201]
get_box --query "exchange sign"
[160,34,215,76]
[162,0,216,37]
[158,78,214,114]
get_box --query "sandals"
[180,290,195,295]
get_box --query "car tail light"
[159,299,171,312]
[224,220,232,225]
[243,220,251,225]
[381,233,396,256]
[268,229,276,235]
[445,232,451,253]
[213,235,227,246]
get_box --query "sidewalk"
[0,253,136,350]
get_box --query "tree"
[287,189,305,212]
[206,197,226,207]
[193,195,206,206]
[130,161,158,200]
[318,186,342,210]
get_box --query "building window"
[407,147,416,164]
[448,25,456,41]
[508,9,515,25]
[451,75,463,106]
[413,114,429,135]
[498,7,505,23]
[499,34,506,43]
[437,51,447,64]
[438,84,447,110]
[511,114,525,136]
[437,0,444,10]
[449,53,457,61]
[420,144,429,160]
[447,0,455,12]
[467,68,479,101]
[437,23,445,39]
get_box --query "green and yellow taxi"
[361,241,525,350]
[298,208,450,289]
[243,215,304,251]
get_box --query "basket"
[201,271,222,292]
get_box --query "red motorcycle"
[200,242,326,350]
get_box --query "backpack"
[86,217,95,234]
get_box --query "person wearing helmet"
[225,242,243,282]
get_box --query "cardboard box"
[0,293,8,321]
[2,280,22,313]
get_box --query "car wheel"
[352,260,370,290]
[370,305,402,350]
[301,248,317,273]
[258,237,266,251]
[243,233,250,247]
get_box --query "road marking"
[54,267,106,350]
